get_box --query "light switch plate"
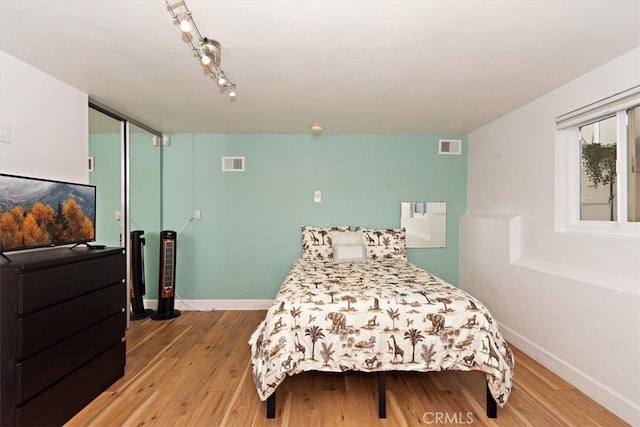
[314,190,322,203]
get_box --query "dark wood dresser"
[0,247,126,426]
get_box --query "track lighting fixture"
[178,13,192,33]
[166,0,237,100]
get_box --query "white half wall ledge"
[142,299,274,311]
[462,214,638,295]
[460,213,523,263]
[512,257,639,297]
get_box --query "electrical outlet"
[0,122,11,144]
[194,210,201,220]
[314,190,322,203]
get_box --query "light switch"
[314,190,322,203]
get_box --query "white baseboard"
[142,299,274,311]
[500,323,640,425]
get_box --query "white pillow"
[330,230,363,246]
[333,243,367,263]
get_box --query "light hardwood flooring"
[66,310,628,426]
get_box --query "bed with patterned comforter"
[248,257,514,408]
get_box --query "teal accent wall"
[129,130,162,299]
[89,133,121,247]
[163,134,467,300]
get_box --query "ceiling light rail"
[165,0,237,99]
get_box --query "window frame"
[555,86,640,238]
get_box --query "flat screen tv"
[0,173,97,253]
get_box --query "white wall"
[462,47,640,424]
[0,51,88,183]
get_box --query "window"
[556,87,640,236]
[629,107,640,222]
[579,115,617,221]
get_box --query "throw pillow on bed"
[330,230,367,263]
[301,226,350,261]
[355,227,407,260]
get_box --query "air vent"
[438,139,462,155]
[222,156,245,172]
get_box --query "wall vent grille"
[222,156,245,172]
[438,139,462,155]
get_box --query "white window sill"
[556,221,640,240]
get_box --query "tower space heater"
[130,230,154,320]
[151,230,181,320]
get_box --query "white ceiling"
[1,0,639,135]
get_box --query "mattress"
[249,258,514,406]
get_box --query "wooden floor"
[66,310,628,427]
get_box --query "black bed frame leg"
[378,372,387,419]
[267,392,276,418]
[486,382,497,418]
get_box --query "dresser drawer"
[16,282,125,359]
[18,253,125,315]
[16,311,125,404]
[15,341,126,427]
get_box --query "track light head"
[200,38,221,66]
[178,13,192,32]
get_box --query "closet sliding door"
[89,104,162,328]
[128,123,162,309]
[88,108,124,248]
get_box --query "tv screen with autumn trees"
[0,173,96,252]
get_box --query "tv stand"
[69,242,107,250]
[0,247,126,426]
[0,252,11,263]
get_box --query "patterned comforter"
[249,259,514,406]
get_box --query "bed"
[248,226,514,418]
